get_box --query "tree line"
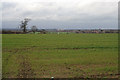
[20,18,46,34]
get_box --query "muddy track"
[2,53,14,77]
[17,55,35,78]
[4,46,118,53]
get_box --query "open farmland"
[2,33,118,78]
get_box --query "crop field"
[2,33,118,78]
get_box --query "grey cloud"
[2,20,117,29]
[2,2,118,29]
[2,2,17,10]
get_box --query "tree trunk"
[23,26,26,33]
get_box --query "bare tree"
[31,26,38,33]
[20,18,31,33]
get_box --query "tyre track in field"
[17,55,36,78]
[2,54,12,77]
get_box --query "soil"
[17,55,36,78]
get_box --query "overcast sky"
[1,0,119,29]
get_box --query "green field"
[2,33,118,78]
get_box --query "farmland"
[2,33,118,78]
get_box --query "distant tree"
[31,26,38,33]
[20,18,31,33]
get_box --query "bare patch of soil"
[55,48,88,50]
[17,55,36,78]
[3,47,89,53]
[89,73,120,78]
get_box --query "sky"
[1,0,119,29]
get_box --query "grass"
[2,33,118,78]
